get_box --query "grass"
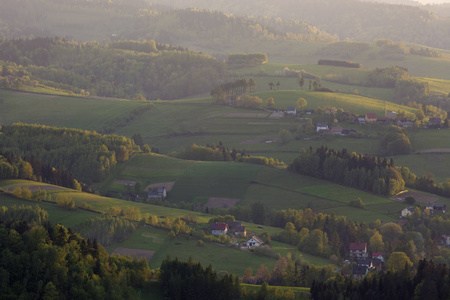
[94,154,411,223]
[251,90,416,116]
[0,193,100,228]
[0,89,146,131]
[106,225,329,276]
[393,153,450,183]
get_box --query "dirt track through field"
[415,149,450,153]
[391,191,438,204]
[112,247,156,260]
[145,182,175,192]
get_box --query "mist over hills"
[150,0,450,50]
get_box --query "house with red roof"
[349,242,368,259]
[211,223,228,236]
[365,113,377,123]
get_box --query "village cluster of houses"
[401,202,447,218]
[210,222,264,248]
[349,243,385,279]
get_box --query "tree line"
[0,37,225,99]
[175,143,283,166]
[0,123,140,183]
[288,146,405,196]
[311,259,450,300]
[0,213,153,299]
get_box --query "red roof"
[372,252,383,258]
[211,223,228,231]
[349,243,367,251]
[366,113,377,119]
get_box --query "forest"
[0,37,226,99]
[310,260,450,300]
[152,0,450,50]
[0,123,140,183]
[0,206,153,299]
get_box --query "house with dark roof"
[211,223,228,236]
[352,265,368,280]
[356,258,373,269]
[148,187,167,200]
[234,226,247,237]
[286,106,297,115]
[227,221,246,237]
[372,258,383,271]
[349,242,368,259]
[429,117,442,128]
[426,203,447,214]
[316,122,329,132]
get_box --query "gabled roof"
[366,113,377,119]
[403,206,415,212]
[372,252,383,258]
[235,226,246,232]
[349,242,367,251]
[316,122,328,127]
[227,221,242,228]
[372,258,382,267]
[211,223,228,231]
[356,258,372,266]
[248,236,263,244]
[286,106,296,111]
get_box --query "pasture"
[106,225,330,276]
[100,153,409,223]
[0,90,146,131]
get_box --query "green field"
[0,90,146,131]
[0,192,100,228]
[106,226,330,276]
[98,153,408,223]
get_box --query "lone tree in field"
[298,75,305,90]
[268,82,274,90]
[248,78,256,92]
[276,81,281,90]
[266,97,275,109]
[297,98,307,110]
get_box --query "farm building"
[349,242,368,259]
[365,113,377,123]
[245,236,263,248]
[426,203,447,213]
[286,106,297,115]
[211,223,228,236]
[148,187,167,200]
[330,126,343,135]
[316,122,329,132]
[372,252,384,262]
[386,110,396,119]
[401,207,415,217]
[429,117,442,127]
[227,221,247,237]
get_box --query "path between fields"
[415,149,450,154]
